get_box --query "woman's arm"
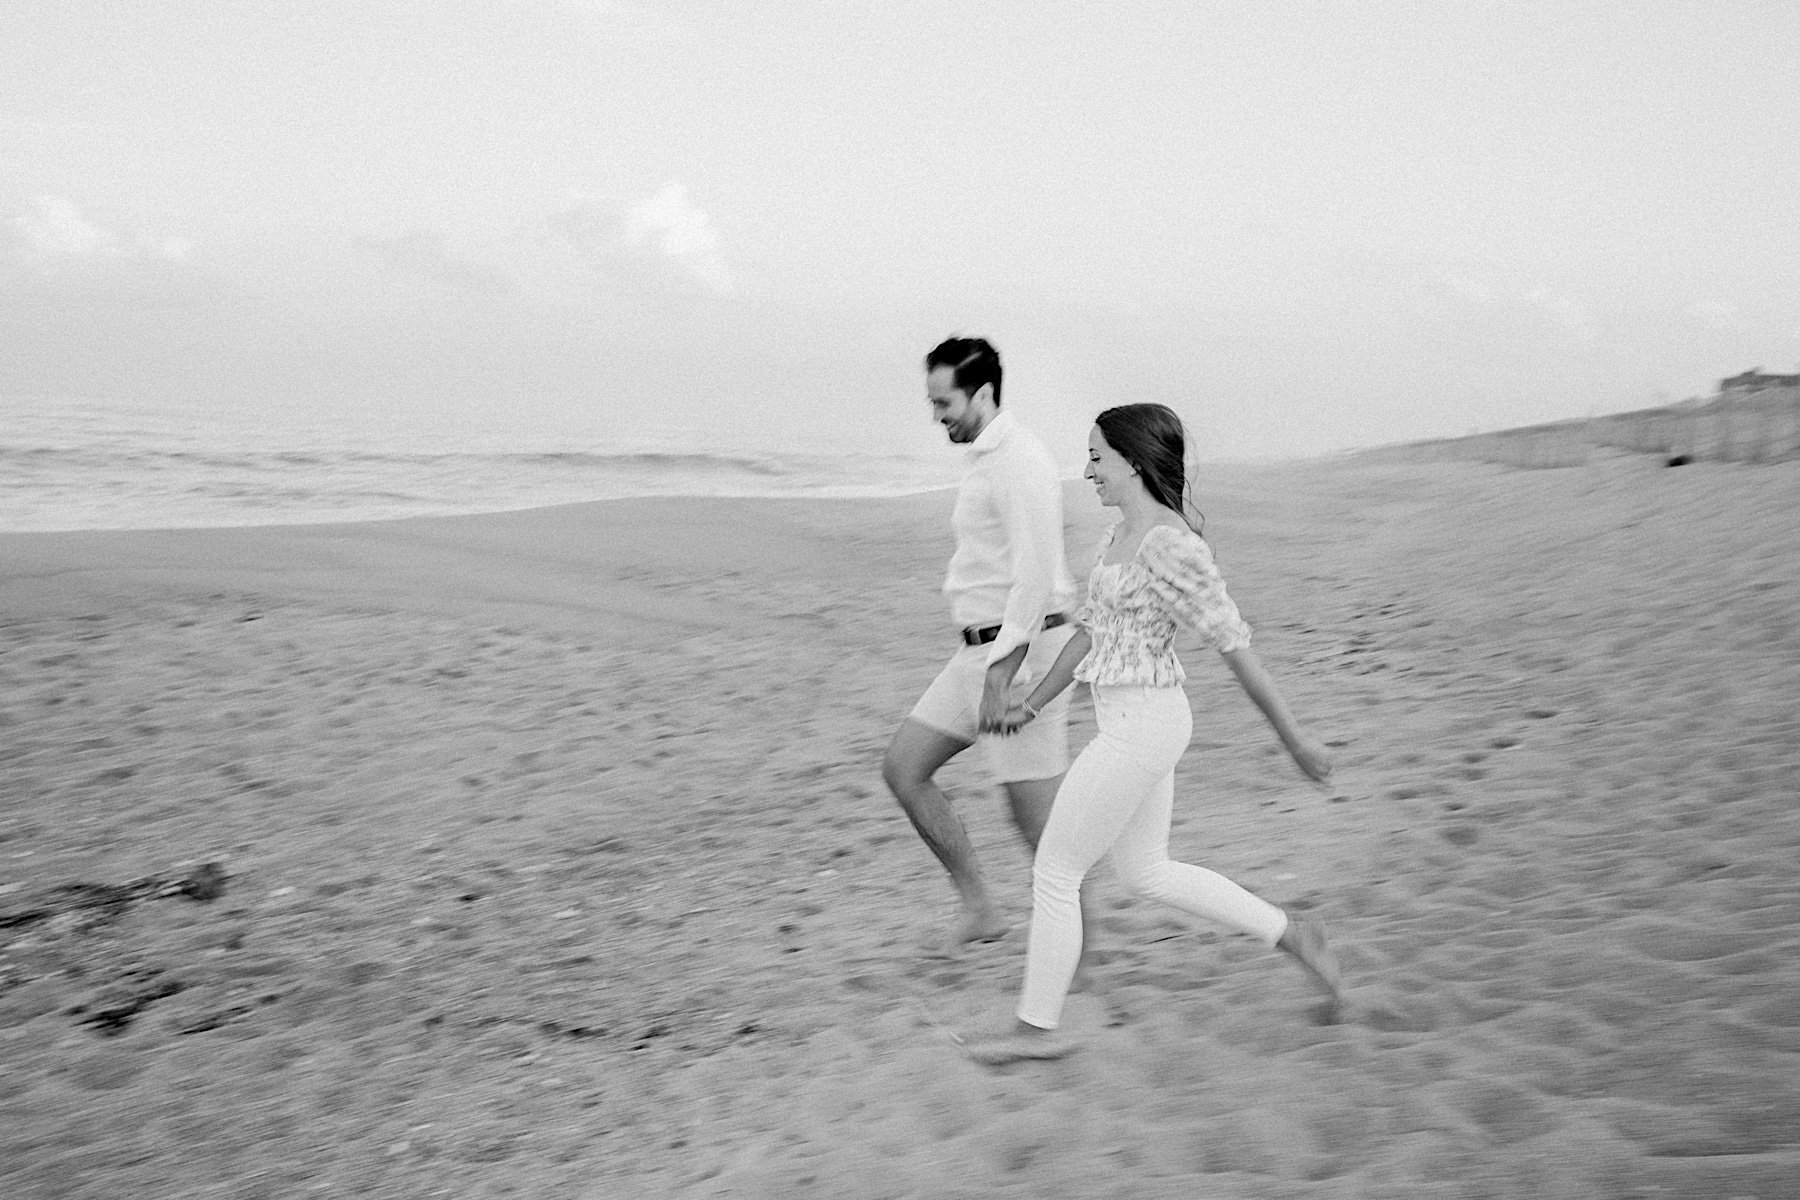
[1222,646,1333,781]
[999,628,1092,733]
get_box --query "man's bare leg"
[882,719,1009,947]
[1003,775,1099,989]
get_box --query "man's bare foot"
[963,1019,1078,1066]
[954,907,1010,946]
[1277,915,1342,1014]
[916,910,1009,958]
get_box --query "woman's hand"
[1285,733,1334,782]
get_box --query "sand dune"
[2,450,1797,1198]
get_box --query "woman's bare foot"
[1277,915,1342,1014]
[963,1018,1078,1066]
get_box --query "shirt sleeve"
[984,449,1063,665]
[1139,527,1252,653]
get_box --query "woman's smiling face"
[1084,425,1135,507]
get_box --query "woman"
[964,403,1341,1065]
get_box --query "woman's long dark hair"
[1094,403,1205,537]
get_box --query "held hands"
[993,702,1039,736]
[976,686,1012,736]
[978,648,1031,736]
[978,689,1039,737]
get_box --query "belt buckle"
[963,615,1068,647]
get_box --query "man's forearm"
[984,643,1029,694]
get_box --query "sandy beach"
[2,450,1798,1199]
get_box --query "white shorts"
[908,623,1077,783]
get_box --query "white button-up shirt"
[943,409,1077,665]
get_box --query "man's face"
[927,366,986,444]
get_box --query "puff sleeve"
[1139,526,1252,653]
[1073,524,1119,631]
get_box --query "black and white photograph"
[3,3,1797,1196]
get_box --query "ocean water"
[1,396,967,532]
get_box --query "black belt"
[961,612,1070,647]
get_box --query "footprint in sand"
[1439,823,1480,847]
[1622,921,1765,964]
[1356,985,1447,1034]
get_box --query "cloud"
[12,195,108,258]
[1,195,189,266]
[1684,299,1736,330]
[355,230,513,295]
[528,0,694,39]
[546,182,733,295]
[1439,273,1494,305]
[623,182,732,294]
[1526,288,1596,344]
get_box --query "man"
[882,336,1083,951]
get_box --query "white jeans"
[1018,685,1289,1029]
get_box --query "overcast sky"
[3,1,1796,462]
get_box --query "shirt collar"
[967,408,1015,457]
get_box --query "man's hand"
[977,682,1013,734]
[993,703,1037,736]
[977,646,1028,734]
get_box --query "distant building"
[1720,368,1800,397]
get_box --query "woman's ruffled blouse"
[1074,523,1252,687]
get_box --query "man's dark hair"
[925,337,1003,407]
